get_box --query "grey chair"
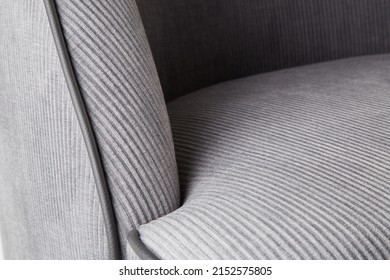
[1,0,389,259]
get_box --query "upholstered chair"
[1,0,389,259]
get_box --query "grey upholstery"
[137,0,390,101]
[138,55,390,259]
[53,0,180,259]
[1,0,389,260]
[0,0,179,259]
[0,0,112,259]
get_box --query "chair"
[0,0,389,259]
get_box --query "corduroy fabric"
[54,0,180,259]
[139,55,390,259]
[0,0,111,259]
[137,0,390,101]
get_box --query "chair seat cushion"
[138,54,390,259]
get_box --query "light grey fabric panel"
[54,0,180,259]
[139,55,390,259]
[0,0,110,259]
[0,233,3,260]
[137,0,390,101]
[43,0,119,259]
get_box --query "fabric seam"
[43,0,120,260]
[127,229,159,260]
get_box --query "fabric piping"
[43,0,120,260]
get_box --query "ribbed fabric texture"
[0,0,110,259]
[54,0,180,259]
[137,0,390,101]
[139,55,390,259]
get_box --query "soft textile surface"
[55,0,180,259]
[0,0,111,259]
[139,55,390,259]
[0,235,3,260]
[137,0,390,101]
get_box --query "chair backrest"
[137,0,390,101]
[0,0,179,259]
